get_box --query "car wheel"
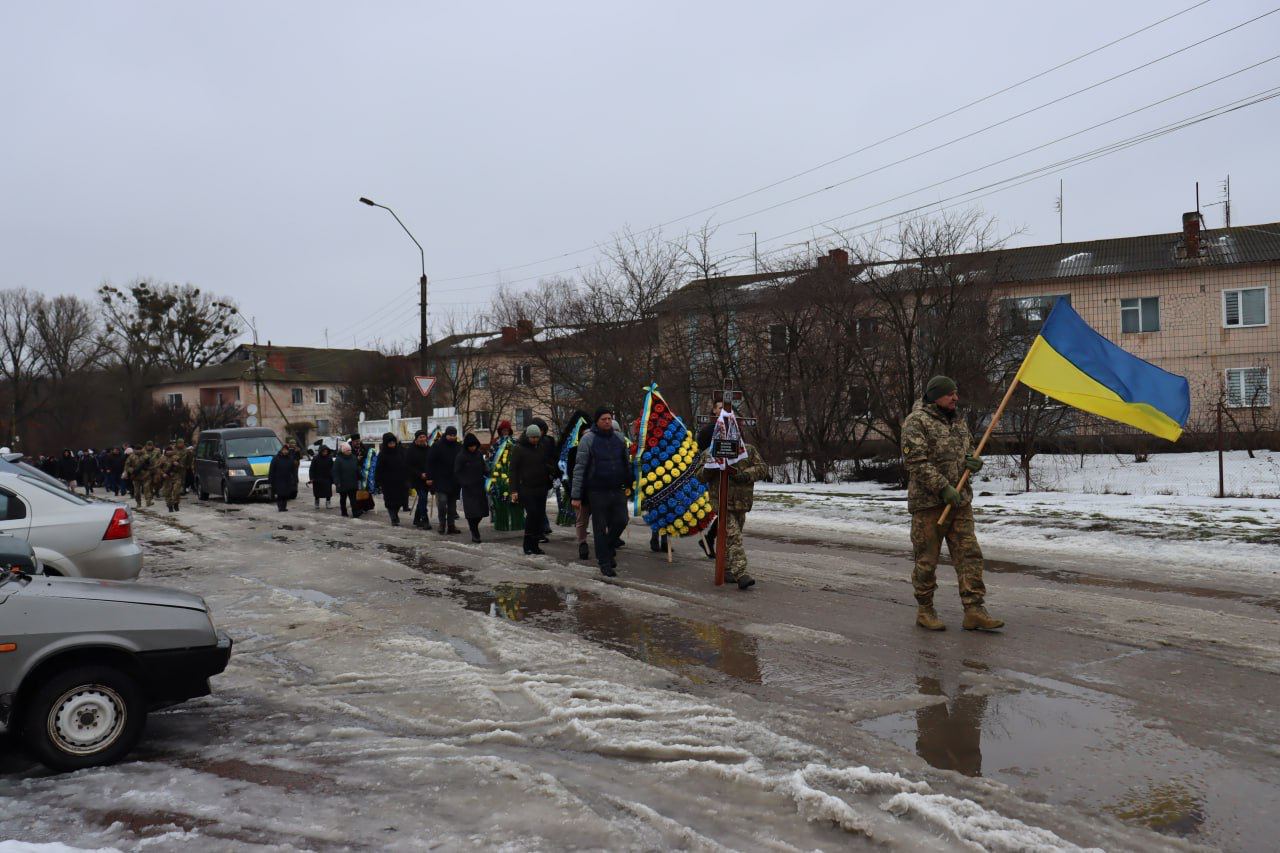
[221,480,233,503]
[22,665,146,772]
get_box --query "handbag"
[355,488,375,512]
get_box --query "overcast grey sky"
[3,1,1278,350]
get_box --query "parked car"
[193,427,282,502]
[0,465,141,580]
[0,535,232,771]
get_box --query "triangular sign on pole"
[413,376,436,397]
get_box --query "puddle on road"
[383,544,763,685]
[859,670,1272,847]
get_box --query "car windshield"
[226,436,282,459]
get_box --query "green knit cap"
[924,375,957,402]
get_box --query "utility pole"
[1054,179,1064,244]
[359,196,430,421]
[739,232,759,273]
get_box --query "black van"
[194,428,283,502]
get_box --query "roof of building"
[657,221,1280,310]
[960,221,1280,284]
[151,344,383,387]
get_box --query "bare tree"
[0,289,44,447]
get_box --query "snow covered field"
[756,451,1279,590]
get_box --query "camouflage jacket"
[699,444,770,513]
[901,399,973,513]
[153,452,180,485]
[125,450,156,478]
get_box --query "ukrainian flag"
[1015,298,1190,441]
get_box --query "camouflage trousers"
[132,477,154,506]
[163,478,183,508]
[723,510,750,581]
[910,504,986,606]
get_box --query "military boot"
[916,605,945,631]
[962,605,1004,632]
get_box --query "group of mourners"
[261,401,770,590]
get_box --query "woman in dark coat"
[268,446,299,512]
[453,433,490,543]
[374,432,410,526]
[332,442,362,517]
[310,444,334,508]
[509,424,558,555]
[58,449,78,486]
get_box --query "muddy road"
[2,496,1275,851]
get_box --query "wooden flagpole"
[937,378,1021,526]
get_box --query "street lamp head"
[358,197,376,206]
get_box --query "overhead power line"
[310,1,1220,346]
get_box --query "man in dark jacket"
[407,430,433,527]
[103,447,125,496]
[510,424,557,555]
[78,449,100,495]
[427,426,462,534]
[571,406,631,577]
[311,444,335,508]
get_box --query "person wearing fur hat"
[901,375,1003,632]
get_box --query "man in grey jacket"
[571,406,631,577]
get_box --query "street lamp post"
[359,196,429,420]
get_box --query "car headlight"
[227,469,247,477]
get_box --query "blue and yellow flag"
[1016,298,1190,441]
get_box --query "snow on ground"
[755,451,1279,589]
[0,499,1171,852]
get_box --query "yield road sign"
[413,376,436,397]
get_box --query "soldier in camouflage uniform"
[127,441,158,507]
[901,376,1003,632]
[159,445,185,511]
[174,438,195,494]
[700,441,770,590]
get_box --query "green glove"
[940,485,963,507]
[964,455,983,473]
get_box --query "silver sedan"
[0,469,142,580]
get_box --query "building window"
[768,324,790,354]
[291,388,304,405]
[314,388,328,404]
[514,408,534,429]
[769,390,791,420]
[856,317,879,344]
[166,392,183,407]
[473,410,492,431]
[1223,287,1268,328]
[316,418,330,435]
[339,388,352,403]
[514,364,532,386]
[1002,294,1068,333]
[473,368,489,390]
[1225,368,1270,408]
[1121,296,1160,333]
[216,391,226,406]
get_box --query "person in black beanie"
[428,426,462,533]
[407,429,433,527]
